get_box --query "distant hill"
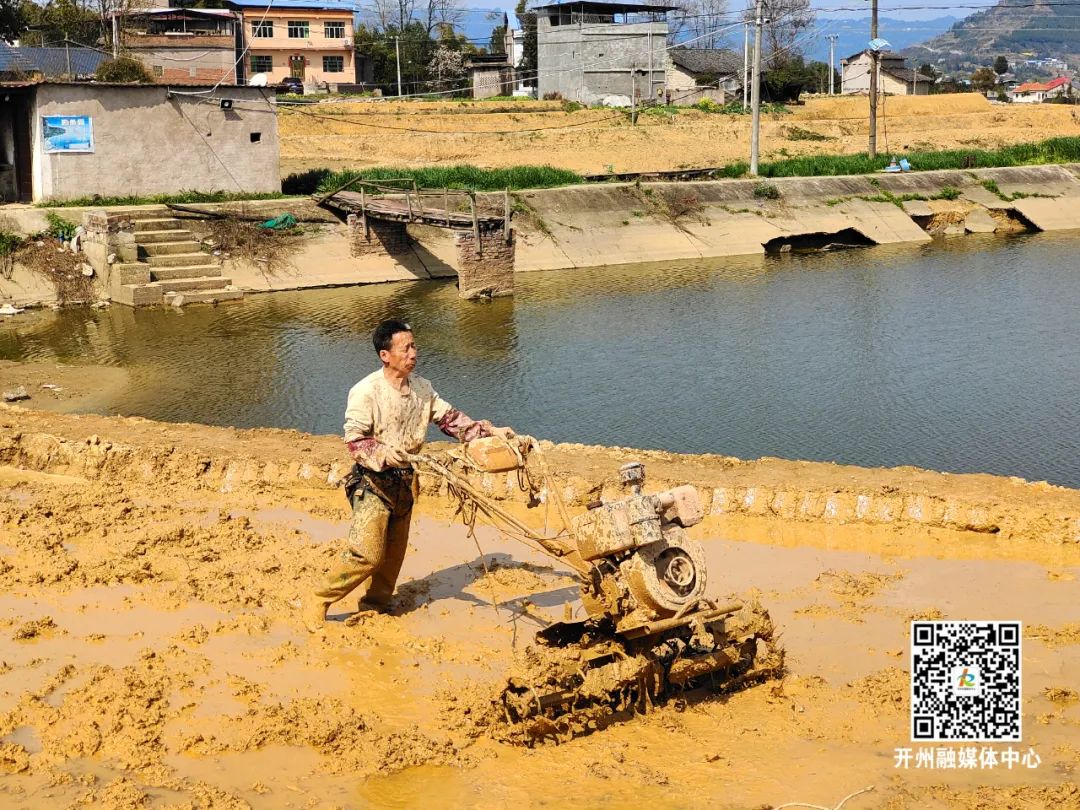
[805,17,959,65]
[902,0,1080,74]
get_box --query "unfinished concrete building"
[536,1,673,106]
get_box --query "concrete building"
[0,82,278,203]
[666,47,741,105]
[1012,76,1072,103]
[840,51,933,96]
[467,54,514,99]
[229,0,357,88]
[536,1,673,106]
[121,8,241,85]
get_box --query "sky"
[422,0,993,24]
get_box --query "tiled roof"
[1014,77,1070,93]
[0,43,107,77]
[882,66,934,84]
[668,47,742,77]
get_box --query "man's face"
[379,330,417,375]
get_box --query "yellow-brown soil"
[1,406,1079,808]
[278,94,1080,176]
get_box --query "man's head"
[373,318,417,375]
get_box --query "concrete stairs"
[109,207,243,307]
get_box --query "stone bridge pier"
[454,229,515,299]
[347,214,410,256]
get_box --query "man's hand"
[489,425,516,441]
[383,445,411,469]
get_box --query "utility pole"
[647,28,653,101]
[749,0,764,174]
[868,0,879,158]
[827,33,838,95]
[395,35,403,97]
[111,13,120,58]
[630,62,637,125]
[742,22,749,108]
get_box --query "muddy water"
[3,232,1080,485]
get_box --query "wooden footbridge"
[314,176,516,299]
[315,177,511,246]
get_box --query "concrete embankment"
[344,163,1080,276]
[4,408,1077,561]
[500,163,1080,271]
[4,163,1080,309]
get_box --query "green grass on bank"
[736,135,1080,179]
[39,190,293,209]
[285,165,586,195]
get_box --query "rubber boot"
[301,556,375,633]
[301,594,332,633]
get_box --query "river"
[3,232,1079,487]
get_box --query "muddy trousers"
[312,483,414,608]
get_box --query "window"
[323,56,344,73]
[251,20,273,38]
[250,132,262,143]
[251,55,272,73]
[324,21,345,38]
[287,20,309,38]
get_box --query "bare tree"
[668,0,732,49]
[761,0,814,65]
[422,0,464,36]
[364,0,461,35]
[368,0,419,31]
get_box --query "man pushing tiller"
[302,318,514,631]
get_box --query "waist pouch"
[343,463,414,516]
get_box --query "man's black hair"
[373,318,413,354]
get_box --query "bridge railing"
[318,176,512,246]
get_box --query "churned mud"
[1,408,1079,808]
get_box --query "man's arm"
[431,391,513,442]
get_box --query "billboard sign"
[42,115,94,153]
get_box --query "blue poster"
[42,115,94,153]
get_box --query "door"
[289,55,305,80]
[12,98,33,203]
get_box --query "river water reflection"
[3,232,1079,487]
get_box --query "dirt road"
[278,94,1080,177]
[1,408,1078,808]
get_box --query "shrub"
[753,182,781,200]
[937,186,961,200]
[692,98,724,114]
[785,126,830,142]
[95,57,153,84]
[542,91,563,101]
[282,168,334,195]
[561,100,583,113]
[0,231,22,257]
[45,212,77,240]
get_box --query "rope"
[408,439,590,642]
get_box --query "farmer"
[302,318,514,631]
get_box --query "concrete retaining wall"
[501,164,1080,272]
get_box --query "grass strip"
[40,190,293,209]
[751,136,1080,178]
[292,165,585,195]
